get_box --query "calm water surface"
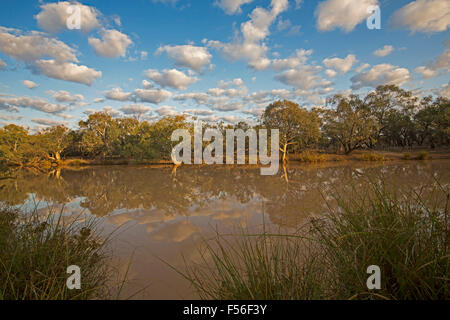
[1,161,449,299]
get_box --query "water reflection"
[0,161,448,298]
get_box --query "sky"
[0,0,448,131]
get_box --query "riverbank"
[54,149,450,168]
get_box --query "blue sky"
[0,0,448,130]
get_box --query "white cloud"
[93,98,105,103]
[0,27,77,63]
[276,65,331,91]
[323,54,357,74]
[351,64,412,89]
[207,0,289,71]
[89,29,132,58]
[0,95,67,113]
[325,69,337,78]
[104,87,132,101]
[47,90,84,103]
[35,1,100,33]
[23,80,38,89]
[173,92,210,105]
[428,40,450,71]
[134,88,172,104]
[32,118,68,127]
[316,0,378,32]
[155,105,180,116]
[390,0,450,33]
[156,45,212,72]
[34,59,101,86]
[373,45,395,57]
[120,104,152,115]
[216,0,254,15]
[145,69,198,90]
[0,27,101,85]
[271,49,313,71]
[142,80,154,89]
[184,109,215,116]
[355,63,370,73]
[436,82,450,98]
[414,66,437,79]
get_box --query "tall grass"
[178,181,449,300]
[0,207,113,300]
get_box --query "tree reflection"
[0,162,448,232]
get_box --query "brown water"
[1,161,449,299]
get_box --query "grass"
[295,151,327,163]
[416,151,430,160]
[176,181,449,300]
[360,153,385,161]
[0,207,114,300]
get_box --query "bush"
[415,151,430,160]
[403,153,411,160]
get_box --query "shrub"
[416,151,430,160]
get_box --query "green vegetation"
[1,85,448,167]
[0,208,112,300]
[178,181,449,300]
[360,153,385,161]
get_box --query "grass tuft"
[178,181,449,300]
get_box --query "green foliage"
[262,100,321,161]
[360,153,385,161]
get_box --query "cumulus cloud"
[145,69,198,90]
[120,104,152,115]
[155,105,180,116]
[47,90,84,103]
[89,29,132,58]
[316,0,378,32]
[184,109,216,116]
[104,87,132,101]
[0,27,101,85]
[0,27,77,63]
[173,92,210,105]
[134,88,173,104]
[23,80,38,89]
[142,80,154,89]
[35,1,100,34]
[271,49,313,71]
[390,0,449,33]
[276,65,331,90]
[33,59,101,86]
[373,45,395,57]
[207,0,289,70]
[414,66,437,79]
[0,95,67,113]
[216,0,254,15]
[32,118,68,127]
[436,82,450,98]
[323,54,357,74]
[156,45,212,72]
[415,41,450,78]
[351,64,412,89]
